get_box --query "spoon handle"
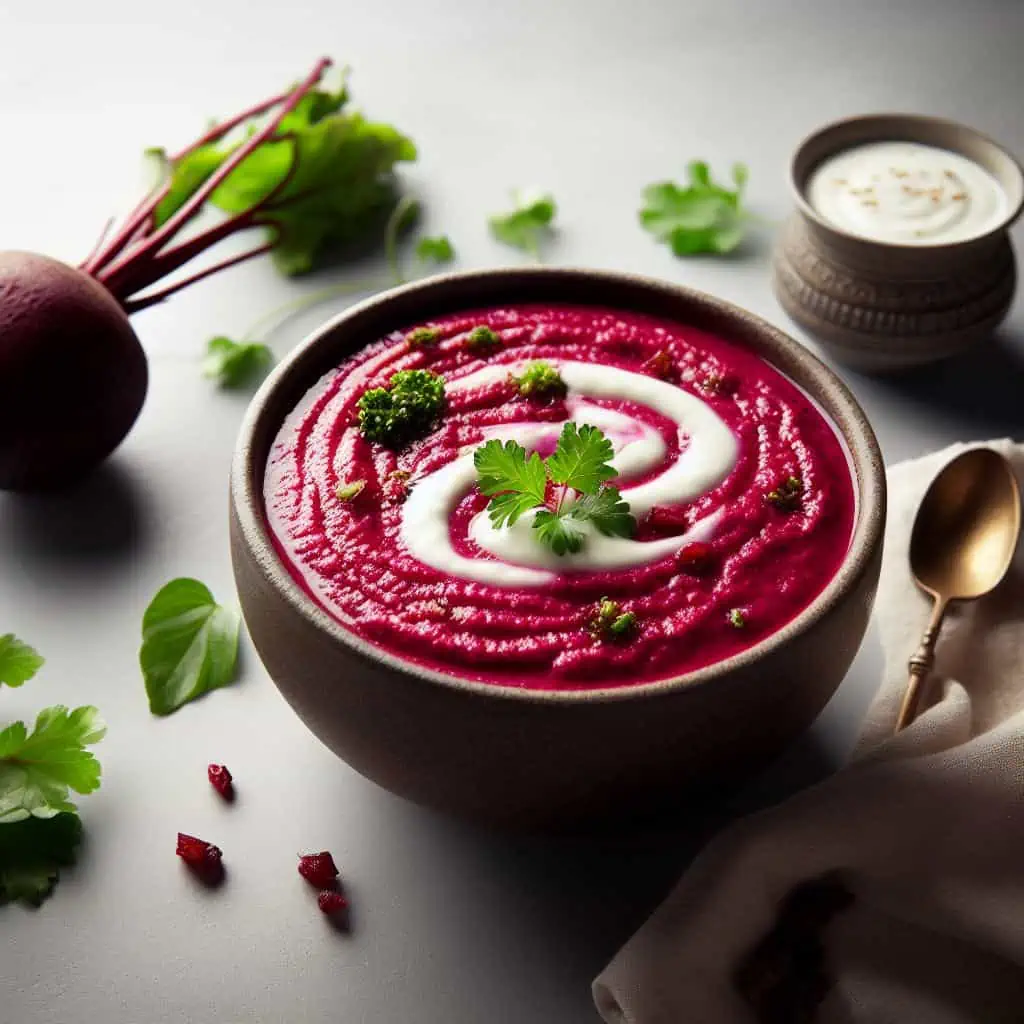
[895,598,948,732]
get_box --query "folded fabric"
[594,439,1024,1023]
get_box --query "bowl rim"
[231,267,886,706]
[789,111,1024,252]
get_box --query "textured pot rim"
[231,267,885,707]
[789,111,1024,253]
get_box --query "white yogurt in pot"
[806,141,1007,245]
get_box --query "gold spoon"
[897,448,1021,732]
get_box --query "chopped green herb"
[0,706,106,824]
[728,608,747,629]
[406,326,440,348]
[415,235,455,265]
[473,423,636,556]
[357,369,446,447]
[335,480,366,501]
[0,635,44,689]
[639,161,751,256]
[590,599,638,641]
[465,325,501,354]
[203,336,273,388]
[489,190,557,259]
[513,361,567,399]
[140,579,240,716]
[765,475,803,511]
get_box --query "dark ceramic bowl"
[230,268,886,829]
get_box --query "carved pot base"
[771,214,1017,373]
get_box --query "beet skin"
[0,251,148,491]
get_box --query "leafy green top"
[357,369,446,447]
[489,190,557,259]
[151,71,417,276]
[473,424,636,556]
[0,706,107,824]
[140,579,241,716]
[639,161,751,256]
[0,635,44,689]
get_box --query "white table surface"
[2,1,1023,1021]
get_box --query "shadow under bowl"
[229,268,886,830]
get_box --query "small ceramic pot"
[772,114,1024,373]
[230,268,886,830]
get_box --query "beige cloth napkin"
[594,439,1024,1024]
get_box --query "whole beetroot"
[0,252,147,491]
[0,58,344,493]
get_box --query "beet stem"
[79,216,116,270]
[97,59,330,298]
[121,240,276,314]
[84,78,316,278]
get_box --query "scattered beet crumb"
[318,890,349,915]
[177,832,223,870]
[642,349,674,380]
[207,764,234,800]
[646,505,691,532]
[299,852,340,889]
[677,542,713,575]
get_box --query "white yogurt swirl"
[806,141,1007,245]
[398,361,738,587]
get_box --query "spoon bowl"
[898,448,1021,730]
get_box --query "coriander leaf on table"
[0,706,106,824]
[639,160,751,256]
[474,440,548,527]
[203,336,274,388]
[0,812,83,907]
[545,423,617,494]
[415,235,455,266]
[0,635,44,689]
[489,190,557,259]
[140,579,240,716]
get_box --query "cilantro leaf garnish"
[472,423,637,556]
[0,706,106,824]
[357,369,446,447]
[415,235,455,266]
[571,488,635,537]
[203,336,274,388]
[0,812,83,906]
[489,190,557,259]
[639,161,751,256]
[140,579,241,716]
[474,440,548,527]
[546,423,617,494]
[0,635,44,689]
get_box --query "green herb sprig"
[473,423,636,556]
[640,161,751,256]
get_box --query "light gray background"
[2,1,1022,1021]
